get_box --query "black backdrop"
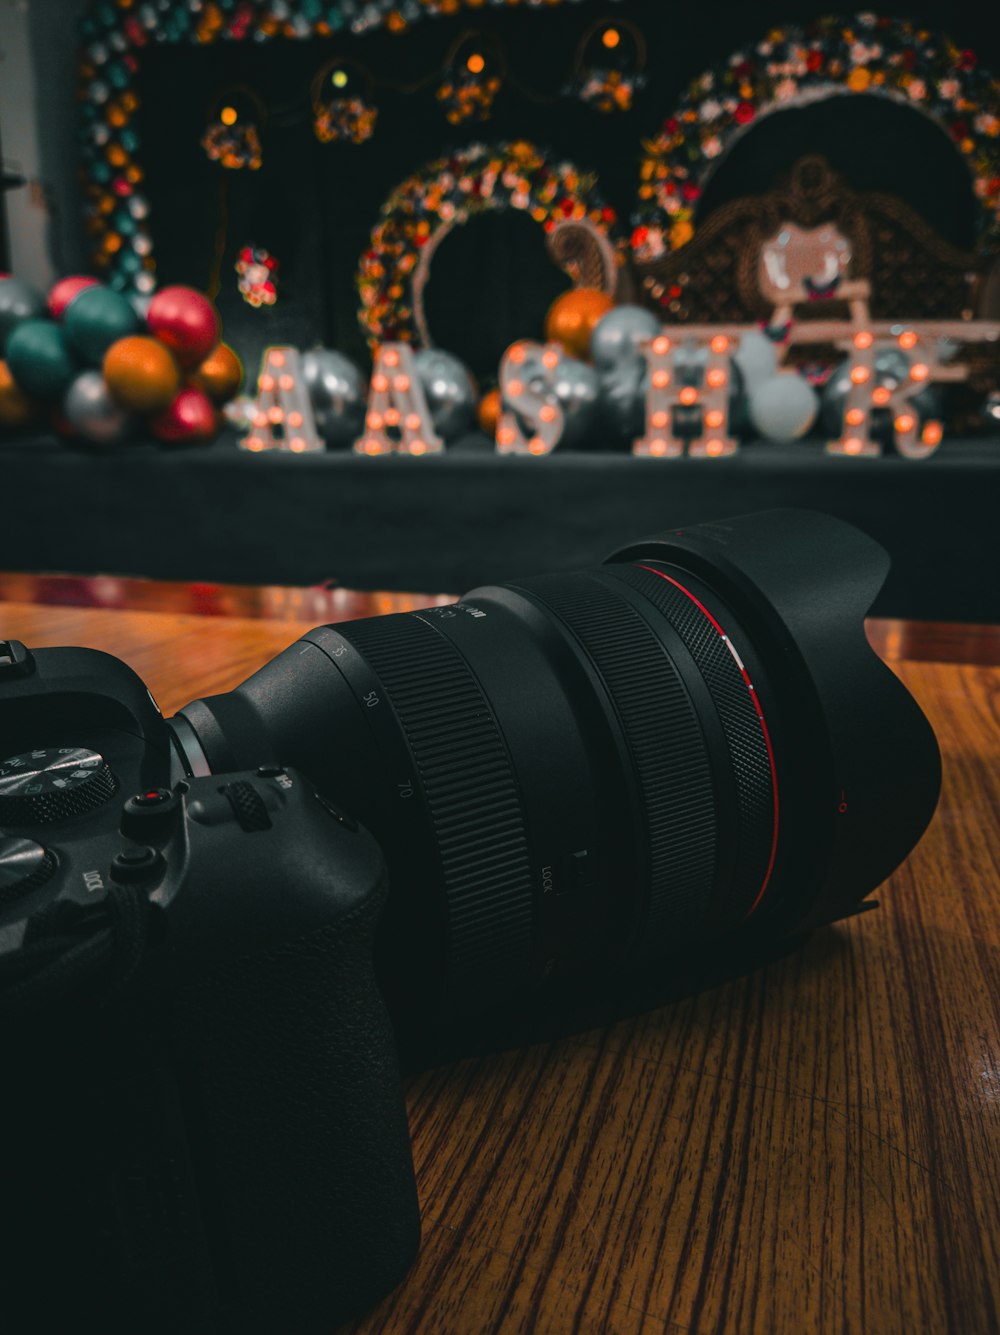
[135,0,997,378]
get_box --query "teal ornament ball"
[5,319,79,399]
[0,278,48,352]
[63,285,140,365]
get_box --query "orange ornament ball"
[544,288,616,359]
[103,335,180,413]
[0,360,36,430]
[189,342,243,404]
[477,387,502,436]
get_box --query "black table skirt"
[2,431,997,621]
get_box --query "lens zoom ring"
[608,564,774,917]
[342,614,533,985]
[519,573,716,943]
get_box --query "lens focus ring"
[517,572,717,947]
[609,563,776,921]
[342,614,534,989]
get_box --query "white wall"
[0,0,53,284]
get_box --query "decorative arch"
[631,13,1000,264]
[75,0,616,292]
[358,140,623,347]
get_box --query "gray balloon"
[733,329,779,395]
[749,372,818,443]
[599,358,648,447]
[63,370,133,445]
[413,348,476,443]
[590,305,661,372]
[302,348,367,449]
[548,356,602,450]
[0,278,48,352]
[128,292,153,323]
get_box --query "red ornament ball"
[149,385,220,444]
[48,275,100,320]
[146,286,221,370]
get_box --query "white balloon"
[733,330,779,394]
[749,372,818,443]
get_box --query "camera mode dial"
[0,748,117,826]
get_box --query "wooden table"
[2,596,998,1335]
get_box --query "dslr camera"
[0,509,940,1333]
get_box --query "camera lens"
[173,510,939,1011]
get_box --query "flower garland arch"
[357,139,622,346]
[631,13,1000,264]
[75,0,616,292]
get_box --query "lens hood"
[607,509,941,931]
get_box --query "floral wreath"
[357,140,622,347]
[632,13,1000,263]
[75,0,610,293]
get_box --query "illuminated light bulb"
[651,410,669,428]
[260,375,275,392]
[384,350,400,367]
[332,69,348,88]
[288,412,303,428]
[649,439,668,455]
[853,331,873,349]
[894,414,915,434]
[844,437,863,454]
[254,412,269,428]
[922,420,943,446]
[540,404,557,422]
[507,378,524,397]
[529,436,546,454]
[399,412,417,430]
[385,408,401,426]
[679,387,698,405]
[910,363,929,381]
[393,375,410,392]
[371,374,388,392]
[497,426,515,446]
[710,335,729,354]
[367,412,384,430]
[846,408,865,426]
[706,368,727,388]
[509,345,526,364]
[872,386,891,406]
[466,53,485,74]
[246,436,264,451]
[278,374,294,391]
[705,409,725,428]
[221,106,237,126]
[652,370,671,389]
[364,438,382,454]
[289,437,306,453]
[602,26,620,48]
[652,336,671,354]
[542,349,559,369]
[899,331,918,350]
[267,405,284,423]
[706,439,724,456]
[271,352,286,368]
[850,366,870,384]
[410,440,427,455]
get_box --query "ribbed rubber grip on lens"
[343,614,534,988]
[517,572,717,945]
[608,563,775,921]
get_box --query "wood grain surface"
[1,601,998,1335]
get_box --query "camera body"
[0,642,419,1334]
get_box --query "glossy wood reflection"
[1,601,998,1335]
